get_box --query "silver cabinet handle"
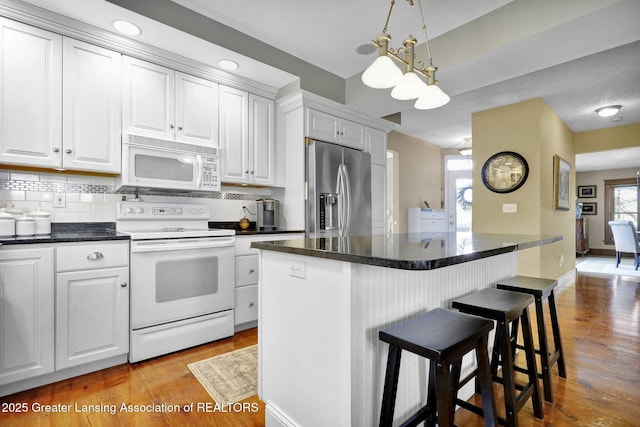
[250,170,254,174]
[87,251,104,260]
[249,268,255,274]
[249,302,255,308]
[245,170,249,174]
[121,282,128,288]
[53,147,60,153]
[65,149,72,154]
[170,124,175,129]
[178,126,183,131]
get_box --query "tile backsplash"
[0,170,271,223]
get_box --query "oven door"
[122,143,202,191]
[129,236,234,329]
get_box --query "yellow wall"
[387,131,442,233]
[574,123,640,153]
[472,98,575,279]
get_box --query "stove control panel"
[117,202,209,219]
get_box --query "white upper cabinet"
[249,94,274,185]
[366,127,387,165]
[220,87,275,185]
[123,56,219,148]
[306,108,365,150]
[63,38,122,173]
[0,18,62,168]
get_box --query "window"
[604,178,639,244]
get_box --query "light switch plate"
[289,261,306,279]
[502,203,517,213]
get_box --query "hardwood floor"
[1,271,639,426]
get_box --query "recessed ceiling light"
[112,20,141,36]
[218,59,239,71]
[595,105,622,118]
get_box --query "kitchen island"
[252,232,562,427]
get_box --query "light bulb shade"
[414,84,450,109]
[595,105,621,117]
[362,56,402,89]
[390,72,426,100]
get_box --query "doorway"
[445,156,473,232]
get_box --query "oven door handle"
[131,238,234,253]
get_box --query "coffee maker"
[257,199,279,231]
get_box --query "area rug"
[576,256,640,278]
[187,345,258,404]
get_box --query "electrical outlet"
[502,203,517,213]
[289,261,306,279]
[54,192,66,208]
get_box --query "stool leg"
[380,345,402,427]
[521,308,544,420]
[497,320,518,427]
[510,317,520,361]
[548,291,567,378]
[476,335,498,427]
[534,296,553,403]
[434,361,455,427]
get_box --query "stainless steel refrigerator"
[306,138,372,237]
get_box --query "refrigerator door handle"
[336,166,344,236]
[342,163,352,236]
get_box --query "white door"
[0,247,54,386]
[122,56,175,139]
[249,94,274,185]
[63,38,122,173]
[175,72,219,147]
[0,18,62,168]
[445,156,473,232]
[219,85,249,183]
[56,267,129,370]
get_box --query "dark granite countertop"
[209,221,304,236]
[251,232,563,271]
[0,223,129,245]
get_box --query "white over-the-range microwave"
[116,134,220,193]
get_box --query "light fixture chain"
[417,0,433,64]
[382,0,396,33]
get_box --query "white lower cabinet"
[56,242,129,370]
[0,247,54,386]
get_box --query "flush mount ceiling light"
[361,0,450,109]
[112,19,141,36]
[595,105,622,118]
[218,59,239,71]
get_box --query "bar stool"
[496,275,566,403]
[452,288,544,427]
[379,307,498,427]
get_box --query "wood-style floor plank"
[1,272,639,426]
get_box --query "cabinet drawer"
[235,284,258,325]
[235,255,259,286]
[57,241,129,272]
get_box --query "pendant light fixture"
[361,0,450,109]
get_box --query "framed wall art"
[577,185,597,198]
[553,155,571,210]
[581,202,597,215]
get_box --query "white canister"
[0,209,16,237]
[15,214,35,236]
[30,210,51,235]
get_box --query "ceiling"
[16,0,640,171]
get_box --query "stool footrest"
[398,403,435,427]
[456,398,508,426]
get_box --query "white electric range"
[116,202,235,362]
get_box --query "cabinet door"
[219,85,249,183]
[63,38,122,173]
[122,56,175,139]
[56,267,129,370]
[0,18,62,168]
[235,284,258,325]
[339,118,365,150]
[176,72,219,147]
[306,108,339,144]
[249,94,274,185]
[0,248,54,386]
[366,127,387,164]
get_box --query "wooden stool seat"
[497,275,567,403]
[453,288,544,427]
[379,307,498,427]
